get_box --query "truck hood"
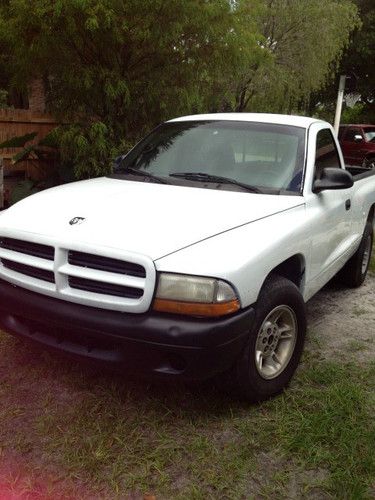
[0,178,304,260]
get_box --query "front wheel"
[224,275,306,402]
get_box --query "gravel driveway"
[307,273,375,363]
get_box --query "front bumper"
[0,279,254,381]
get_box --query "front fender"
[155,204,309,307]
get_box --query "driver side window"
[315,129,341,180]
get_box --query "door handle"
[345,199,351,211]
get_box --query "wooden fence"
[0,109,57,208]
[0,108,57,156]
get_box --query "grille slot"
[68,251,146,278]
[0,237,54,260]
[69,276,144,299]
[1,259,55,283]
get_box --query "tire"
[223,275,306,402]
[339,221,373,288]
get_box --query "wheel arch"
[264,254,306,293]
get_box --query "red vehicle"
[339,124,375,169]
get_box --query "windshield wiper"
[169,172,262,193]
[114,166,170,184]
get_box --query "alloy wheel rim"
[255,305,297,380]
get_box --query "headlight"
[153,273,240,317]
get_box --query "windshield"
[364,128,375,142]
[112,120,306,194]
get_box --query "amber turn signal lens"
[153,298,240,317]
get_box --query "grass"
[0,332,374,499]
[1,256,375,498]
[347,339,367,352]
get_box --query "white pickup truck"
[0,113,374,401]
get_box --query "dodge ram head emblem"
[69,217,85,226]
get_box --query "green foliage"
[233,0,359,114]
[0,2,13,102]
[10,0,247,124]
[342,0,375,104]
[0,0,361,177]
[0,131,38,149]
[0,88,8,108]
[4,0,263,177]
[310,0,375,122]
[57,122,116,178]
[0,130,59,163]
[341,103,366,124]
[0,130,70,203]
[10,178,39,204]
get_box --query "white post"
[334,75,346,136]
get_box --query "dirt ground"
[307,273,375,363]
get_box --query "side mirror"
[313,167,353,193]
[354,135,363,143]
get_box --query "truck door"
[308,128,355,281]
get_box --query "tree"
[345,0,375,104]
[3,0,262,177]
[309,0,375,123]
[230,0,359,114]
[0,0,360,178]
[0,0,11,107]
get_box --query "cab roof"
[168,113,325,129]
